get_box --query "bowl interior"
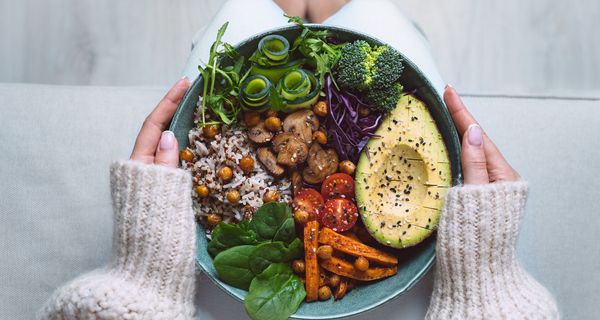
[170,25,462,319]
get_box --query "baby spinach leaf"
[208,222,258,257]
[244,263,306,320]
[249,202,295,244]
[248,239,303,275]
[213,245,256,290]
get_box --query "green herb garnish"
[198,22,245,126]
[287,15,343,85]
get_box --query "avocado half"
[355,94,451,249]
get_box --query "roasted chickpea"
[317,245,333,260]
[243,111,261,127]
[313,131,327,145]
[264,116,282,132]
[218,166,234,182]
[358,105,370,117]
[265,109,278,118]
[318,286,332,301]
[263,190,280,203]
[339,160,356,175]
[292,259,305,274]
[202,124,220,138]
[293,209,309,224]
[179,148,194,162]
[195,185,209,198]
[354,256,369,272]
[313,101,328,117]
[206,213,222,226]
[328,274,341,288]
[239,155,254,173]
[226,190,241,203]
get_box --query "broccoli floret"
[364,82,404,112]
[371,46,403,88]
[336,40,403,91]
[336,40,372,91]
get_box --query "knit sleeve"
[38,160,196,320]
[425,181,559,320]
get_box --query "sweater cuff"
[427,181,560,319]
[437,181,529,270]
[109,160,196,301]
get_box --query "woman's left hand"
[444,85,520,184]
[130,78,190,168]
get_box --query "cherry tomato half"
[321,173,355,200]
[321,198,358,232]
[292,188,324,220]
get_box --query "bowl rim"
[172,23,461,319]
[195,225,435,320]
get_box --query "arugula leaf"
[207,222,258,257]
[249,202,295,243]
[244,263,306,320]
[286,15,304,25]
[248,239,303,275]
[213,245,256,290]
[198,22,244,126]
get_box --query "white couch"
[1,83,598,319]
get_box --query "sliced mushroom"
[302,143,339,184]
[272,132,309,167]
[257,147,285,177]
[290,169,303,195]
[247,121,273,144]
[283,109,320,144]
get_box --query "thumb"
[462,124,489,184]
[155,131,179,167]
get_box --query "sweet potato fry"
[320,256,397,281]
[304,220,320,302]
[341,230,361,242]
[334,278,348,300]
[318,227,398,266]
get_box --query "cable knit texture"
[38,160,196,320]
[425,181,559,320]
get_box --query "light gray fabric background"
[1,84,598,319]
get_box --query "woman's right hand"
[444,85,520,184]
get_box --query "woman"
[39,0,559,319]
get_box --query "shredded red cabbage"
[324,75,382,163]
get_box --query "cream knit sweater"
[425,182,559,319]
[39,161,196,320]
[39,161,559,319]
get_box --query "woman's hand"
[130,78,190,167]
[444,85,520,184]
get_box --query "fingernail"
[467,124,483,146]
[178,76,189,85]
[445,83,453,89]
[160,131,176,150]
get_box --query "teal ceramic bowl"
[170,25,462,319]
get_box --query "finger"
[461,124,489,184]
[444,85,513,176]
[444,85,476,136]
[131,77,190,162]
[154,131,179,167]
